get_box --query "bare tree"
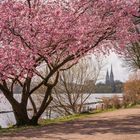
[121,41,140,71]
[120,16,140,71]
[51,55,105,116]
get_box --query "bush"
[102,95,121,109]
[102,97,112,109]
[110,95,121,109]
[123,71,140,106]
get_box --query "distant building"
[105,65,116,92]
[95,66,123,93]
[105,70,110,85]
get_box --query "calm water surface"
[0,93,123,128]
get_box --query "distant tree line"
[53,79,123,94]
[95,80,123,93]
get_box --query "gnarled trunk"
[12,103,35,126]
[0,71,59,126]
[11,92,53,126]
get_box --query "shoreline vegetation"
[0,103,139,135]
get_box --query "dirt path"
[1,107,140,140]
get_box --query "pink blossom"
[0,0,138,80]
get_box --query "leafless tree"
[51,55,105,116]
[123,42,140,71]
[121,16,140,71]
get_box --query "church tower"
[105,65,116,93]
[105,69,110,85]
[110,65,116,92]
[110,65,114,84]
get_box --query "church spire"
[110,64,114,83]
[105,69,110,85]
[110,64,115,92]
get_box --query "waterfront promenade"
[1,106,140,140]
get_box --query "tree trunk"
[12,104,38,126]
[0,73,60,126]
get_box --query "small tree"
[119,16,140,71]
[51,55,105,115]
[0,0,138,126]
[121,41,140,71]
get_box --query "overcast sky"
[104,52,130,82]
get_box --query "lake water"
[0,93,123,128]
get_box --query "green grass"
[0,125,40,134]
[40,114,85,125]
[40,108,118,125]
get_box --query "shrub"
[101,97,112,109]
[101,95,121,109]
[123,71,140,106]
[110,95,121,109]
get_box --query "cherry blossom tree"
[0,0,139,126]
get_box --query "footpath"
[1,106,140,140]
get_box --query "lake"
[0,93,123,128]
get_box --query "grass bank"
[1,104,139,135]
[0,108,116,134]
